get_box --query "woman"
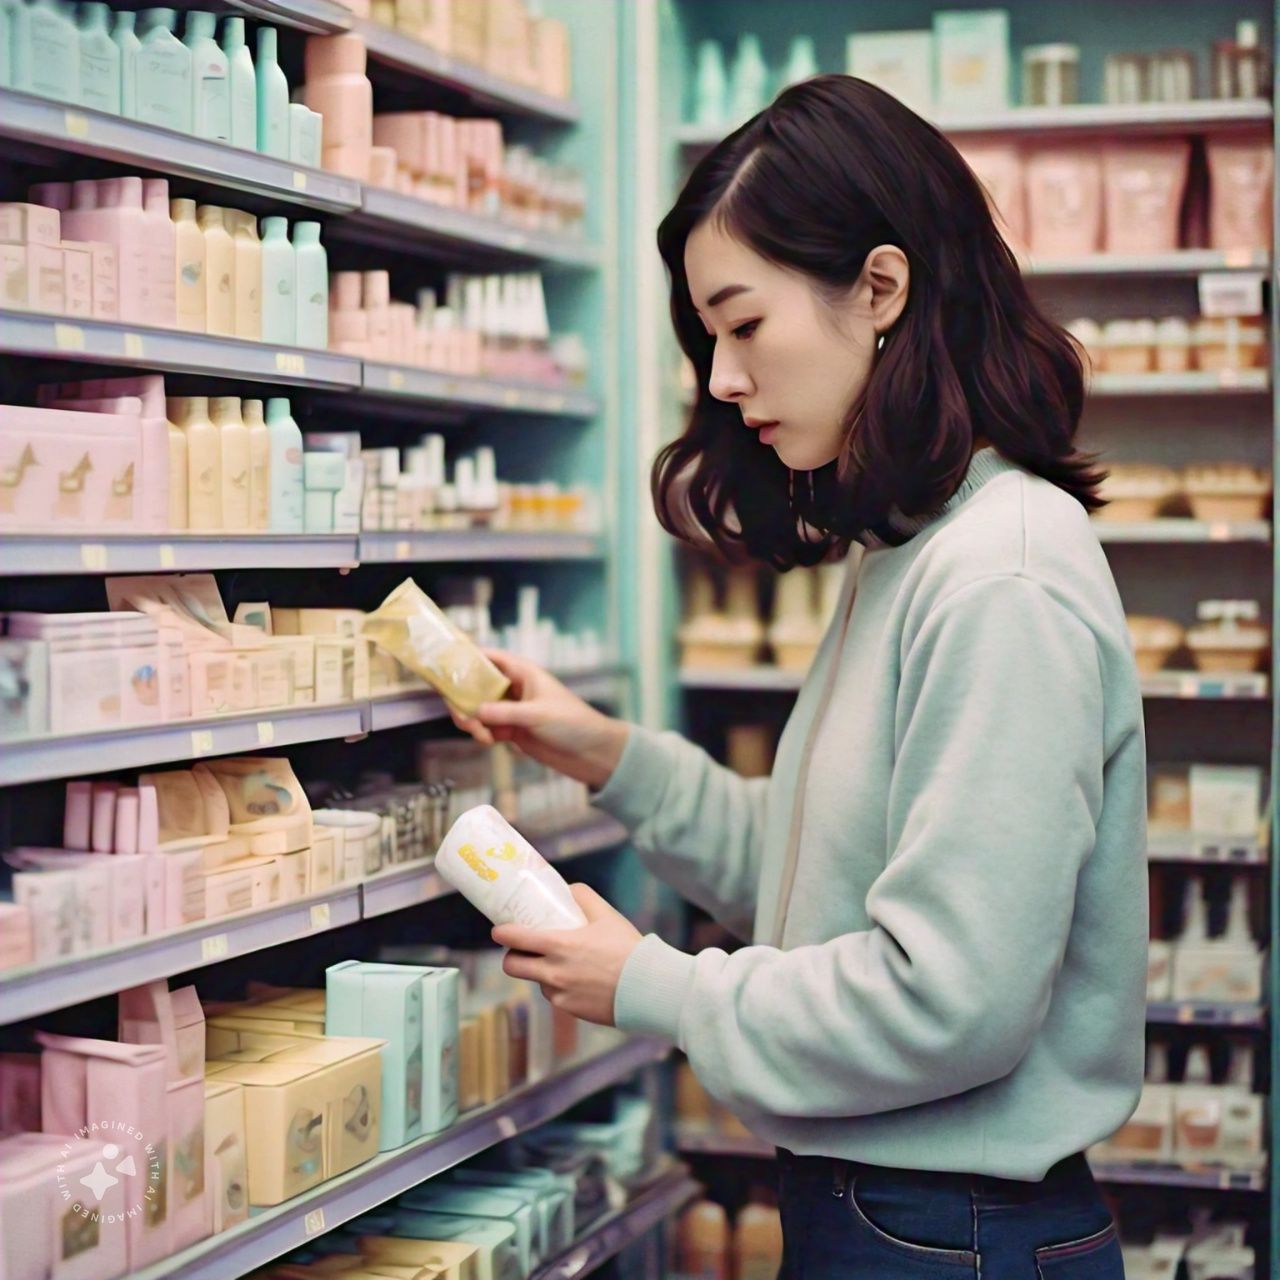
[453,75,1146,1278]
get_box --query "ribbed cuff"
[590,725,676,832]
[614,933,696,1042]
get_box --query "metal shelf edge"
[360,361,600,416]
[358,531,606,563]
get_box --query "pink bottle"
[63,177,151,324]
[329,271,369,356]
[1101,140,1190,255]
[303,33,373,181]
[362,270,392,360]
[141,178,178,329]
[1024,145,1102,258]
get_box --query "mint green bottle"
[255,25,289,158]
[260,216,296,345]
[0,0,16,87]
[221,16,257,150]
[14,0,81,103]
[112,9,140,117]
[291,222,328,350]
[183,10,229,142]
[135,9,192,134]
[78,2,120,114]
[264,397,303,533]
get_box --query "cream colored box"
[311,826,337,888]
[203,1078,249,1234]
[60,241,93,317]
[358,1235,480,1280]
[26,243,64,314]
[86,240,118,320]
[0,244,27,309]
[0,202,60,245]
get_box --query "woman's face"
[685,219,905,472]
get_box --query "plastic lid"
[223,15,245,47]
[1154,317,1191,342]
[242,399,265,426]
[266,397,292,421]
[304,30,367,79]
[113,10,135,29]
[71,179,99,211]
[331,271,362,311]
[139,9,177,31]
[292,221,321,246]
[141,177,169,209]
[362,271,391,308]
[170,197,198,220]
[114,176,144,209]
[1237,20,1259,48]
[260,215,289,238]
[185,10,216,39]
[80,2,110,26]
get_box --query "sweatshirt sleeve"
[591,724,769,941]
[613,575,1106,1118]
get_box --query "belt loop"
[831,1162,849,1198]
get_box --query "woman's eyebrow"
[705,283,752,308]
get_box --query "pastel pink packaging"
[0,904,34,971]
[1101,140,1190,254]
[1024,145,1102,257]
[35,1033,172,1269]
[0,1053,42,1133]
[1207,132,1274,253]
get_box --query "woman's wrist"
[582,713,630,790]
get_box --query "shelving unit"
[358,530,607,563]
[1093,520,1273,544]
[128,1035,670,1280]
[359,360,601,415]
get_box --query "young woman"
[453,74,1146,1278]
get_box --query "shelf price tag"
[124,333,145,359]
[303,1209,326,1236]
[159,544,176,569]
[388,370,406,391]
[190,729,215,756]
[275,352,307,376]
[309,902,331,930]
[503,388,521,407]
[1177,676,1200,699]
[1198,271,1264,317]
[496,1115,518,1140]
[1208,522,1231,541]
[54,324,85,352]
[394,540,411,561]
[292,171,308,191]
[201,933,229,962]
[257,721,275,746]
[79,543,108,570]
[63,112,90,139]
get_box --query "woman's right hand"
[448,649,630,791]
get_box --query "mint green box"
[421,966,460,1135]
[394,1195,535,1276]
[933,9,1010,113]
[326,961,425,1150]
[450,1168,576,1254]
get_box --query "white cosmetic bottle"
[435,805,587,930]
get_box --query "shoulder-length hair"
[652,73,1103,568]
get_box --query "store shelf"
[679,667,804,692]
[1091,1162,1267,1193]
[1147,1002,1267,1028]
[0,90,361,212]
[675,1129,774,1160]
[1147,831,1267,865]
[342,186,602,266]
[226,0,351,33]
[675,100,1273,149]
[367,669,627,734]
[1089,371,1270,396]
[360,808,628,918]
[530,1168,701,1280]
[1026,250,1271,277]
[0,533,361,576]
[0,310,362,388]
[360,360,600,416]
[0,884,361,1026]
[1093,520,1272,544]
[1140,671,1270,700]
[354,18,580,124]
[130,1034,670,1280]
[0,702,366,788]
[359,529,606,563]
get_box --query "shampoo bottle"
[255,25,289,158]
[135,9,193,134]
[141,178,177,329]
[241,397,270,531]
[183,10,230,143]
[223,209,262,339]
[196,203,233,335]
[167,395,221,529]
[291,221,328,349]
[264,397,303,532]
[170,197,206,332]
[779,35,819,90]
[64,177,149,324]
[259,215,296,345]
[78,1,121,114]
[209,396,250,530]
[0,0,11,88]
[13,0,80,102]
[302,32,372,179]
[112,9,140,116]
[728,33,768,123]
[221,16,256,150]
[692,40,728,128]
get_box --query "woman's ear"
[862,244,910,336]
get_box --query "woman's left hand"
[493,884,643,1027]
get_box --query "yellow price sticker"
[1218,367,1241,387]
[1177,676,1200,699]
[496,1115,519,1140]
[303,1209,326,1236]
[190,729,215,756]
[394,540,411,561]
[292,171,308,191]
[1208,522,1231,542]
[503,388,521,407]
[275,352,307,376]
[309,902,331,930]
[257,721,275,746]
[1223,247,1255,268]
[159,544,176,569]
[64,112,89,139]
[388,370,406,390]
[201,934,229,962]
[54,324,85,352]
[79,543,108,570]
[124,333,144,359]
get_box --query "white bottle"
[221,16,256,149]
[291,221,328,349]
[141,178,177,329]
[435,805,588,930]
[183,10,230,142]
[259,215,296,345]
[264,397,303,532]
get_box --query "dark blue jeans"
[775,1148,1123,1279]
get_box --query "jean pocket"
[846,1177,979,1270]
[1034,1221,1122,1279]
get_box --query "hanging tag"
[1198,271,1264,317]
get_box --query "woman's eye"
[731,320,759,340]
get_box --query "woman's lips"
[758,423,779,445]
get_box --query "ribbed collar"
[864,447,1021,545]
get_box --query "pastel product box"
[204,1031,384,1205]
[451,1169,575,1253]
[86,241,118,320]
[0,1132,129,1280]
[420,968,460,1132]
[0,640,49,740]
[1189,765,1263,839]
[0,903,35,972]
[12,864,110,962]
[371,1211,519,1280]
[325,962,426,1150]
[314,810,383,878]
[0,1052,42,1133]
[35,1033,172,1269]
[846,30,934,116]
[203,1080,249,1234]
[354,1234,480,1280]
[933,9,1010,113]
[11,849,145,946]
[398,1185,538,1273]
[310,827,337,889]
[0,202,60,246]
[0,244,28,310]
[304,488,334,533]
[196,758,313,856]
[59,241,92,317]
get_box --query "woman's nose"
[709,349,752,402]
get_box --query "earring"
[876,332,886,352]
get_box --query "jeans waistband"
[774,1148,1094,1205]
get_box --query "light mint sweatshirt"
[595,449,1148,1180]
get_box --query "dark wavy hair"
[652,74,1103,568]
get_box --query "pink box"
[0,1053,41,1134]
[0,202,61,246]
[0,905,34,972]
[60,243,92,318]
